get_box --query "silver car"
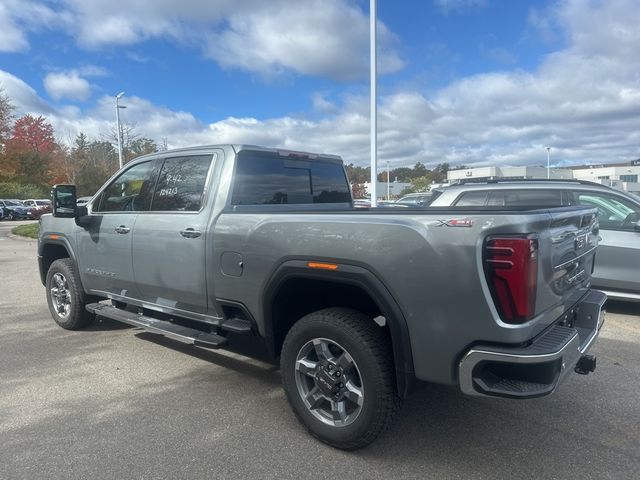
[430,180,640,301]
[396,192,434,206]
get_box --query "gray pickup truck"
[39,145,605,449]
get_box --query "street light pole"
[369,0,378,207]
[115,92,126,170]
[546,146,551,179]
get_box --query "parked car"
[39,145,604,449]
[0,199,34,220]
[23,199,52,210]
[353,199,407,208]
[430,179,640,302]
[396,192,435,207]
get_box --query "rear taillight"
[484,235,538,324]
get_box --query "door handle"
[180,228,202,239]
[114,225,130,234]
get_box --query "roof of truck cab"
[136,144,343,162]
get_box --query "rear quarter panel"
[212,207,597,385]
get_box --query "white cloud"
[312,93,339,114]
[0,4,29,52]
[2,0,640,170]
[1,0,403,81]
[205,0,404,80]
[43,71,92,102]
[0,70,52,113]
[0,0,63,52]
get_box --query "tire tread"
[46,258,95,330]
[281,307,401,450]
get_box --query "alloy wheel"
[49,273,71,319]
[294,338,364,427]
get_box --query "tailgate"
[482,205,599,328]
[537,206,599,313]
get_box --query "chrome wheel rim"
[294,338,364,427]
[50,273,71,319]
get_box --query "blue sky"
[1,0,639,168]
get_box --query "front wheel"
[46,258,95,330]
[281,308,401,450]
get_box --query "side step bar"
[86,303,228,349]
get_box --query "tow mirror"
[51,184,77,218]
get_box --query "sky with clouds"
[0,0,639,169]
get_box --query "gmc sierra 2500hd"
[39,145,605,449]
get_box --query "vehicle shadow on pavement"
[134,331,280,384]
[86,316,134,331]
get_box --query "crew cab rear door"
[131,153,217,315]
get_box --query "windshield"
[5,200,21,206]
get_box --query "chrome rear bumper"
[459,289,606,399]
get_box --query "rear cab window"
[231,151,351,206]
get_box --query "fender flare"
[38,237,76,285]
[262,259,415,398]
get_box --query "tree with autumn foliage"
[2,114,61,186]
[8,115,56,154]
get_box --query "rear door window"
[454,190,489,206]
[488,189,563,207]
[150,155,214,212]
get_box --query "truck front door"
[76,160,157,298]
[131,153,217,316]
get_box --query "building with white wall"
[570,165,640,193]
[447,166,573,183]
[571,165,639,183]
[362,181,411,199]
[446,162,640,193]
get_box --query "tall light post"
[369,0,378,207]
[546,146,551,179]
[115,91,126,170]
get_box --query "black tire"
[281,307,401,450]
[45,258,95,330]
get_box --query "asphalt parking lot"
[1,220,639,480]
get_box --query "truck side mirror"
[51,184,77,218]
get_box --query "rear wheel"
[46,258,95,330]
[281,308,401,450]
